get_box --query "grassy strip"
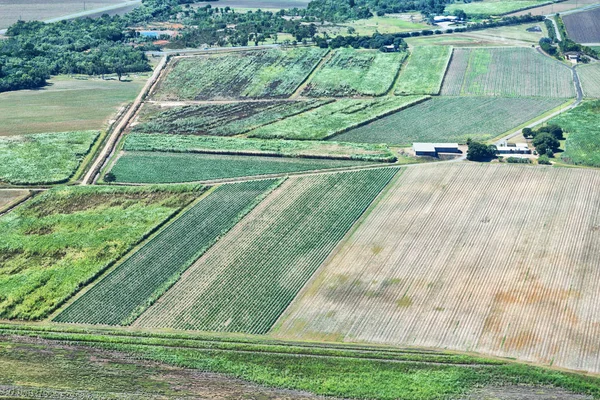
[0,131,99,185]
[1,327,600,400]
[54,179,283,326]
[248,96,429,140]
[0,185,203,320]
[123,134,397,162]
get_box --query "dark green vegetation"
[0,131,98,184]
[523,124,564,156]
[152,48,328,101]
[55,180,279,326]
[2,326,600,400]
[132,100,329,136]
[550,100,600,167]
[467,140,497,161]
[0,185,200,320]
[135,168,399,334]
[332,97,564,145]
[110,152,372,183]
[301,49,406,97]
[124,134,397,162]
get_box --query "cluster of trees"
[466,140,497,161]
[316,32,407,50]
[299,0,448,22]
[523,125,563,157]
[555,15,598,61]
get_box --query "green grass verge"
[0,185,202,321]
[134,168,400,334]
[0,131,98,185]
[1,325,600,400]
[302,48,406,97]
[54,179,281,326]
[123,133,397,162]
[395,46,452,95]
[248,96,428,140]
[332,97,565,145]
[110,152,375,183]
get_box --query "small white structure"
[413,143,461,157]
[433,15,458,23]
[496,142,531,154]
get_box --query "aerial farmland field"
[274,163,600,373]
[132,100,329,136]
[562,7,600,44]
[301,49,406,97]
[55,179,278,325]
[247,96,428,140]
[394,46,452,95]
[446,0,551,16]
[578,64,600,98]
[134,168,399,333]
[0,185,200,320]
[440,47,575,98]
[332,97,565,145]
[0,131,98,185]
[0,190,31,213]
[151,47,328,101]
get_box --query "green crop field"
[302,48,406,97]
[110,152,372,183]
[578,64,600,98]
[333,97,565,145]
[550,100,600,167]
[0,185,200,321]
[395,46,452,95]
[123,133,397,162]
[132,100,329,136]
[0,75,146,137]
[55,180,278,326]
[134,168,399,333]
[0,131,98,185]
[248,96,428,140]
[440,47,574,98]
[446,0,550,16]
[152,47,328,101]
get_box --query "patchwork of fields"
[562,8,600,44]
[441,47,574,98]
[332,97,565,145]
[134,168,398,333]
[274,163,600,373]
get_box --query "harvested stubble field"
[563,8,600,44]
[0,131,98,185]
[301,49,406,97]
[440,47,575,98]
[394,46,452,95]
[152,48,327,101]
[55,180,278,326]
[0,185,200,321]
[110,152,372,183]
[123,133,397,162]
[332,97,564,145]
[132,100,329,136]
[134,168,399,334]
[0,190,30,213]
[274,163,600,373]
[550,100,600,167]
[578,64,600,98]
[446,0,551,16]
[248,96,428,140]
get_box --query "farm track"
[274,163,600,374]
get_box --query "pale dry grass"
[274,163,600,373]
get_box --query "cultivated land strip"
[274,163,600,374]
[134,168,399,334]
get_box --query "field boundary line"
[437,46,455,96]
[386,51,409,96]
[46,186,214,322]
[290,49,331,99]
[269,167,403,335]
[81,56,168,185]
[0,190,39,217]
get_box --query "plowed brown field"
[273,163,600,373]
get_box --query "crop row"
[54,179,280,326]
[132,100,329,136]
[441,47,574,98]
[134,168,400,334]
[152,47,328,101]
[563,8,600,44]
[578,64,600,98]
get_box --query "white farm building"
[413,143,461,157]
